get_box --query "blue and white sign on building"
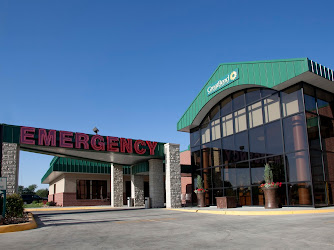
[206,68,239,96]
[0,177,7,190]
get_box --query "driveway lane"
[1,209,334,249]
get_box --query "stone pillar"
[110,164,123,207]
[1,143,20,195]
[164,143,181,208]
[131,174,144,206]
[149,159,164,208]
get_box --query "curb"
[0,213,37,234]
[25,206,120,212]
[167,208,334,215]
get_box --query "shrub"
[46,201,57,206]
[0,196,3,215]
[32,200,39,204]
[6,193,24,218]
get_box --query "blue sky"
[1,0,333,189]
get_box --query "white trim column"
[110,163,123,207]
[164,143,181,208]
[149,159,164,208]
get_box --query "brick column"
[110,164,123,207]
[149,159,164,208]
[164,143,181,208]
[1,143,20,195]
[131,174,144,206]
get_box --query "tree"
[18,185,24,195]
[36,188,49,198]
[27,184,38,193]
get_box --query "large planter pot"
[262,187,279,209]
[196,192,205,207]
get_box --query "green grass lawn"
[23,203,45,208]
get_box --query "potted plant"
[260,163,282,209]
[194,175,207,207]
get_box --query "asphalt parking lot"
[1,208,334,249]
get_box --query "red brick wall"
[180,150,191,165]
[48,192,111,207]
[181,176,192,194]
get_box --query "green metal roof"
[42,156,191,183]
[41,157,131,183]
[177,58,334,132]
[132,161,149,175]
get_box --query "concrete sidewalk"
[25,205,334,215]
[169,205,334,215]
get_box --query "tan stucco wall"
[57,173,111,193]
[49,175,65,194]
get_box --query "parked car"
[21,194,47,204]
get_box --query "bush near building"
[6,193,24,218]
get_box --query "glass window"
[267,155,285,182]
[201,122,210,144]
[222,135,234,165]
[309,150,324,182]
[212,167,223,188]
[223,186,236,197]
[305,95,317,113]
[210,105,220,121]
[190,128,200,147]
[281,87,303,117]
[313,182,327,205]
[236,162,250,187]
[232,91,245,111]
[237,187,251,206]
[327,182,334,205]
[248,101,263,128]
[276,183,288,206]
[317,89,334,118]
[288,183,312,205]
[211,119,221,141]
[92,180,107,199]
[285,151,311,182]
[201,144,211,168]
[221,97,232,116]
[306,112,321,150]
[213,189,224,204]
[224,164,236,187]
[320,116,334,152]
[264,94,280,123]
[303,84,316,113]
[252,186,264,206]
[234,108,247,133]
[250,158,266,185]
[234,131,248,161]
[222,114,233,137]
[249,126,266,159]
[246,88,261,104]
[265,121,283,155]
[77,180,107,200]
[323,152,334,182]
[192,150,201,170]
[76,180,90,199]
[283,114,308,153]
[261,88,276,98]
[211,140,222,166]
[203,169,212,190]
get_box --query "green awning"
[42,157,131,183]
